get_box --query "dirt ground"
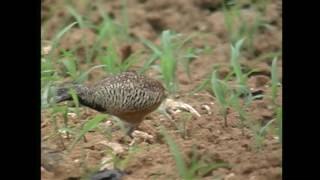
[41,0,282,179]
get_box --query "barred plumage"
[55,71,166,136]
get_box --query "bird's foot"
[128,130,153,146]
[160,98,201,120]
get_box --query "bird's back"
[88,71,166,116]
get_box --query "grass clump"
[230,38,246,86]
[210,71,230,126]
[99,41,141,75]
[160,126,230,180]
[209,38,252,127]
[69,114,108,151]
[222,1,265,53]
[142,30,204,94]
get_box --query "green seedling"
[100,41,142,75]
[222,1,265,52]
[276,107,282,144]
[120,0,129,38]
[41,22,78,108]
[160,126,230,179]
[48,22,78,61]
[254,118,275,150]
[271,57,279,105]
[67,6,85,28]
[61,51,78,80]
[142,30,204,94]
[173,112,193,139]
[69,114,108,151]
[211,71,229,126]
[113,145,141,171]
[230,38,246,86]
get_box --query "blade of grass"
[120,0,129,37]
[75,64,106,83]
[49,22,78,60]
[259,119,275,136]
[211,71,229,126]
[160,126,188,179]
[211,71,227,108]
[271,57,278,104]
[41,83,51,109]
[69,114,108,151]
[230,38,245,85]
[254,118,276,150]
[67,6,85,28]
[62,58,77,80]
[189,78,210,95]
[68,88,80,117]
[138,53,158,74]
[120,50,143,72]
[256,51,282,62]
[141,37,162,56]
[100,41,120,75]
[160,30,177,94]
[276,107,282,143]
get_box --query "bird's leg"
[123,122,141,146]
[126,126,135,139]
[124,123,154,146]
[124,122,139,139]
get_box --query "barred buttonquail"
[55,71,166,137]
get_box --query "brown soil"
[41,0,282,179]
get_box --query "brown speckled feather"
[55,71,166,126]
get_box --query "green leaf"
[62,58,77,79]
[189,78,210,95]
[160,126,187,179]
[277,107,282,143]
[82,114,107,132]
[121,50,143,72]
[100,41,120,74]
[48,22,78,60]
[141,38,162,56]
[53,22,78,43]
[271,57,278,104]
[230,38,245,85]
[68,88,80,116]
[67,6,85,28]
[76,64,106,83]
[139,53,158,74]
[211,71,227,108]
[69,114,108,150]
[259,119,275,137]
